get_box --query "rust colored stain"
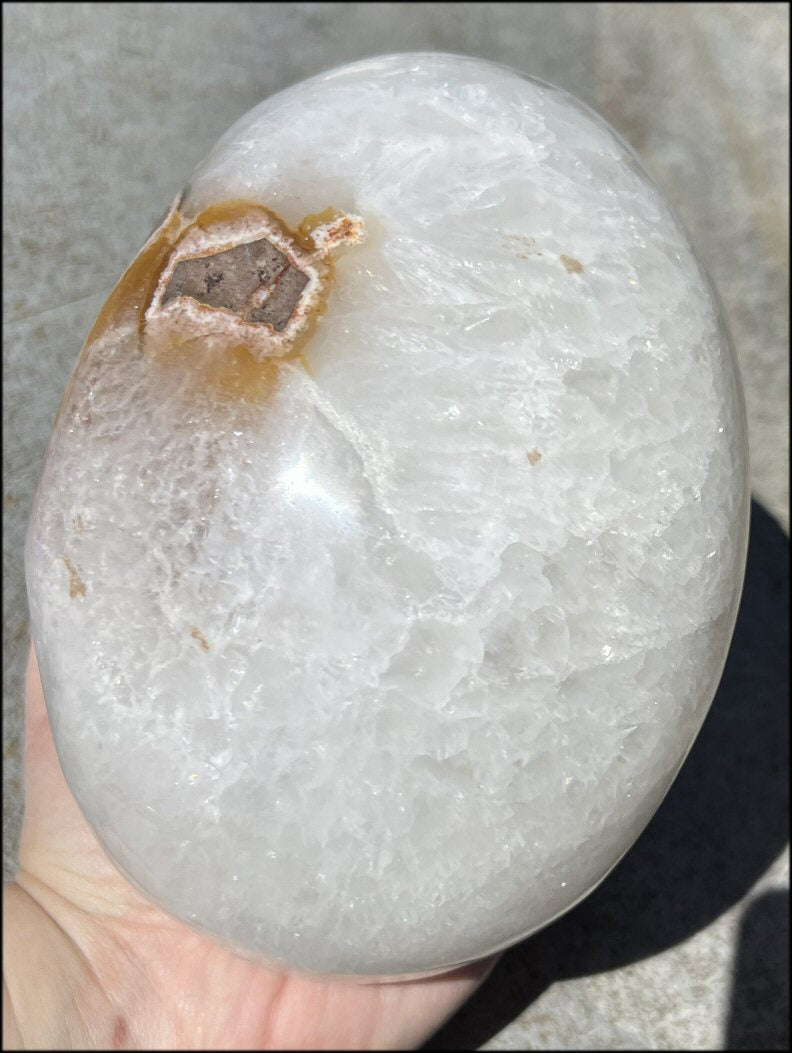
[62,556,86,598]
[84,205,184,347]
[560,254,584,274]
[79,198,361,407]
[191,627,210,652]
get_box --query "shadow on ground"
[726,888,789,1051]
[426,499,789,1050]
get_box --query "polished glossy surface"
[26,53,749,978]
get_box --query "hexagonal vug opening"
[162,237,310,332]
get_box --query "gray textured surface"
[3,3,788,1049]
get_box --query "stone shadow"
[725,889,789,1051]
[426,499,789,1050]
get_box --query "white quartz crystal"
[26,53,749,978]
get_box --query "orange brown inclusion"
[82,200,360,405]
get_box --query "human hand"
[3,647,494,1050]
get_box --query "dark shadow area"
[426,499,789,1050]
[726,889,789,1050]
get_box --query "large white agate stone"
[26,53,749,978]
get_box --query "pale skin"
[3,648,495,1050]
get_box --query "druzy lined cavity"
[162,237,310,331]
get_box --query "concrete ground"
[3,4,788,1049]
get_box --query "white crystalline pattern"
[26,53,749,977]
